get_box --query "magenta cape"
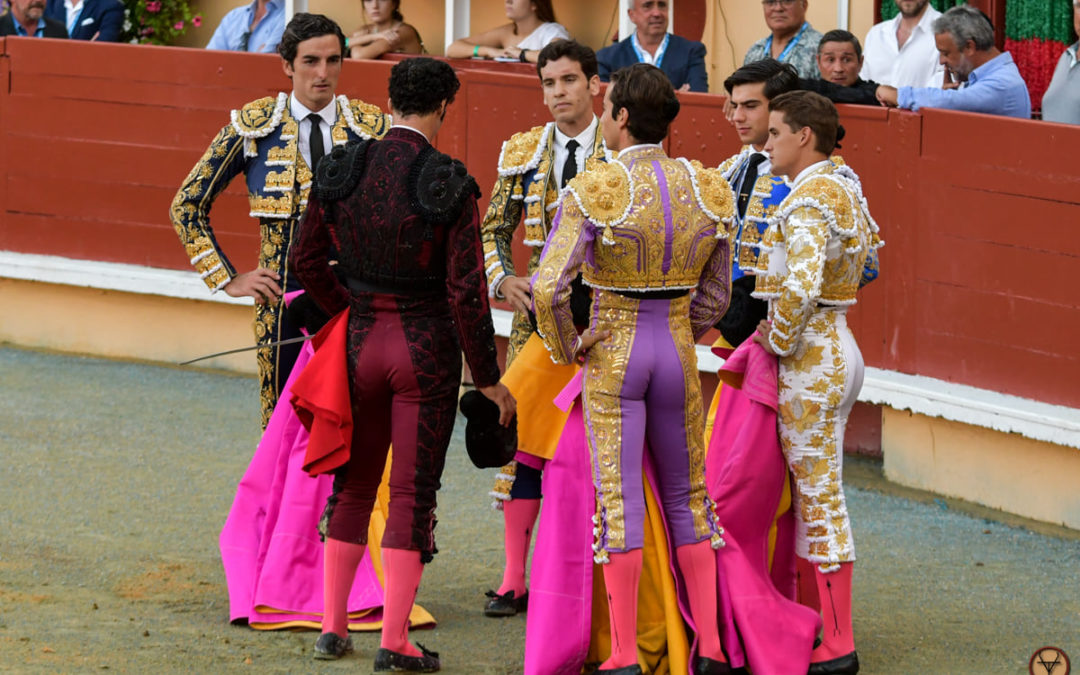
[218,339,435,630]
[524,372,689,675]
[707,339,820,673]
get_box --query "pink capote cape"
[524,372,689,675]
[706,338,820,673]
[219,299,434,630]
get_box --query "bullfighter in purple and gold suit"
[532,64,736,675]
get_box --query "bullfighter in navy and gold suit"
[532,64,736,674]
[752,91,882,675]
[169,14,390,428]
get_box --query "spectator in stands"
[1041,0,1080,125]
[595,0,707,92]
[861,0,945,88]
[876,6,1031,119]
[0,0,66,36]
[445,0,569,65]
[43,0,121,41]
[347,0,423,59]
[206,0,284,53]
[744,0,822,79]
[800,30,884,106]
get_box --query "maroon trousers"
[322,294,461,561]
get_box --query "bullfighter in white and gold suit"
[753,90,882,675]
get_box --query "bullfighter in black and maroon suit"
[289,57,516,672]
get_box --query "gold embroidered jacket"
[480,121,606,296]
[532,145,737,364]
[751,160,884,356]
[170,93,390,293]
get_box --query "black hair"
[278,13,346,64]
[723,58,800,99]
[388,57,461,117]
[608,63,679,145]
[536,39,598,81]
[818,29,863,60]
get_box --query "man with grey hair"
[876,4,1030,119]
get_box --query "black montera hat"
[459,390,518,469]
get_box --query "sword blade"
[178,334,315,366]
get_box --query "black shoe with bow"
[373,643,440,672]
[483,589,528,617]
[807,650,859,675]
[312,631,353,660]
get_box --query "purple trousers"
[582,290,721,557]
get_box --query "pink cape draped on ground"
[706,338,820,673]
[218,336,435,630]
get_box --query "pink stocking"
[497,497,541,596]
[796,556,821,612]
[676,540,726,663]
[321,537,367,637]
[810,561,855,662]
[600,549,643,670]
[381,547,424,657]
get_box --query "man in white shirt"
[861,0,945,88]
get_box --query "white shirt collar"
[290,93,337,128]
[64,0,83,12]
[791,159,832,187]
[553,117,598,152]
[393,124,429,142]
[891,3,939,35]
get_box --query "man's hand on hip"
[499,276,533,315]
[224,268,283,304]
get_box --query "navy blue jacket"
[44,0,124,41]
[596,33,709,92]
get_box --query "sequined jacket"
[532,144,736,364]
[289,127,502,389]
[718,146,792,281]
[480,121,606,297]
[751,160,884,356]
[170,93,391,293]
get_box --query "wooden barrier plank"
[2,42,1078,409]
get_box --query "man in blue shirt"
[0,0,67,37]
[876,5,1030,119]
[206,0,284,53]
[596,0,708,92]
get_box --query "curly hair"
[278,13,346,65]
[608,63,680,145]
[389,57,461,117]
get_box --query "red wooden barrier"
[2,37,1079,409]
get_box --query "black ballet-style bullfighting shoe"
[807,650,860,675]
[483,589,529,617]
[312,631,353,660]
[373,643,441,672]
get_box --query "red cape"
[291,309,353,476]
